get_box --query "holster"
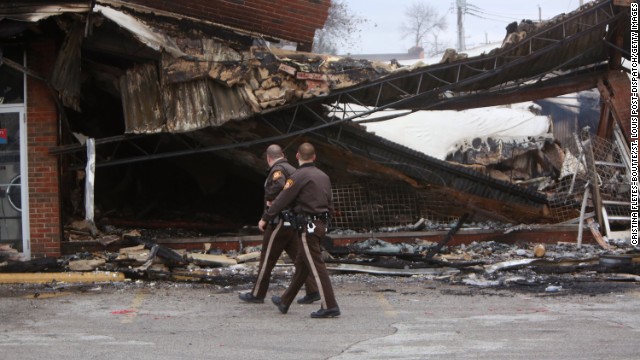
[280,210,298,229]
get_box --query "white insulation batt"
[351,102,552,160]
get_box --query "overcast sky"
[339,0,594,55]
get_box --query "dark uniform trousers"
[251,219,318,299]
[279,219,338,310]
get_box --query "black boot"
[310,307,340,318]
[271,295,290,314]
[297,292,321,304]
[238,292,264,303]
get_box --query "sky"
[339,0,594,55]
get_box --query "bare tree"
[313,0,368,54]
[425,32,447,56]
[400,2,447,50]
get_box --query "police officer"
[259,142,340,318]
[239,144,320,304]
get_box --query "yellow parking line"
[121,291,146,324]
[376,292,397,317]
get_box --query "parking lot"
[1,273,639,360]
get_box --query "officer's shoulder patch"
[272,170,283,181]
[283,178,294,190]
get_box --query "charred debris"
[1,229,639,292]
[0,0,635,283]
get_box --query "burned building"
[0,0,633,259]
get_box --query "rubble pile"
[2,233,638,293]
[329,238,640,292]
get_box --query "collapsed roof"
[0,0,632,230]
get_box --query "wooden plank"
[586,218,611,250]
[119,244,145,254]
[187,253,237,267]
[606,273,640,281]
[235,252,261,263]
[68,259,106,271]
[0,272,125,284]
[326,263,459,276]
[582,139,604,227]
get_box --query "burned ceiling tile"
[0,2,92,22]
[93,4,185,58]
[120,63,165,134]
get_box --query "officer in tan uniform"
[239,144,320,304]
[259,142,340,318]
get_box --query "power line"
[466,4,537,18]
[465,11,520,23]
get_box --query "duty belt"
[280,211,329,230]
[303,212,329,222]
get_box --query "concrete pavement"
[0,274,638,359]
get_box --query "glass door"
[0,109,29,258]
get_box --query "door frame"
[0,105,30,259]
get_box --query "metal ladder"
[595,123,631,241]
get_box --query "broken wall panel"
[208,81,254,125]
[163,80,213,132]
[49,19,84,111]
[123,74,254,134]
[162,79,253,131]
[120,63,165,133]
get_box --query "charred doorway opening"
[92,153,265,234]
[62,136,268,236]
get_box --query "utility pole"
[433,33,439,55]
[457,0,466,51]
[538,5,542,22]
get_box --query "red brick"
[24,39,62,258]
[129,0,329,46]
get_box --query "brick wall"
[129,0,330,51]
[26,38,61,258]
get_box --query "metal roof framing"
[50,0,626,170]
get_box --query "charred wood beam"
[423,67,606,111]
[426,213,470,259]
[597,78,615,140]
[130,236,187,266]
[581,137,605,228]
[0,257,60,273]
[596,70,632,143]
[0,53,45,81]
